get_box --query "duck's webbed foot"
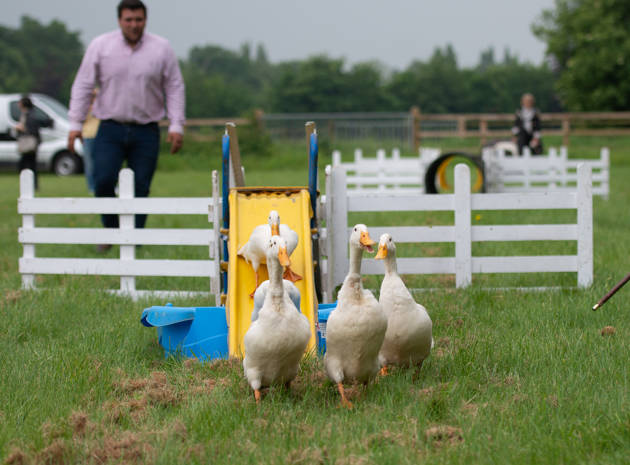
[337,382,353,409]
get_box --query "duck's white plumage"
[243,235,310,401]
[251,279,301,322]
[375,233,432,368]
[324,224,387,406]
[237,210,301,294]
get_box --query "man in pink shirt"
[68,0,185,249]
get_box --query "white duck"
[375,233,433,372]
[238,210,302,297]
[324,224,388,408]
[243,235,311,403]
[251,279,301,322]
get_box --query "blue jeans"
[82,137,96,193]
[92,119,160,229]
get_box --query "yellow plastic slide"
[227,187,317,357]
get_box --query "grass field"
[1,135,630,464]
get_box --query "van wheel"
[53,151,82,176]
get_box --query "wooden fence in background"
[169,110,630,150]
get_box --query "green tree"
[269,55,350,112]
[533,0,630,110]
[387,45,468,113]
[0,16,83,102]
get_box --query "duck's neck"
[348,243,364,277]
[383,250,398,275]
[267,254,284,300]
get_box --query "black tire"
[424,152,486,194]
[52,151,82,176]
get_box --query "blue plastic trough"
[141,302,337,359]
[141,303,228,361]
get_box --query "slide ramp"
[227,187,317,356]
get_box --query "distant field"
[1,136,629,464]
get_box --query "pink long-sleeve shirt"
[69,30,185,134]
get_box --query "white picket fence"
[333,145,609,198]
[482,146,609,198]
[319,163,593,301]
[18,168,222,303]
[332,147,440,195]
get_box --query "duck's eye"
[389,238,392,242]
[354,227,357,232]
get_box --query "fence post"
[119,169,136,295]
[577,163,593,288]
[330,166,349,293]
[562,117,571,146]
[410,106,421,153]
[19,169,36,289]
[210,170,222,306]
[454,164,472,288]
[601,147,610,200]
[479,119,488,146]
[332,150,341,166]
[377,149,386,192]
[323,165,333,302]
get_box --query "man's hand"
[167,132,183,154]
[531,138,540,148]
[68,130,83,154]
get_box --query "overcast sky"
[3,0,555,69]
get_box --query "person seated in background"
[512,93,543,155]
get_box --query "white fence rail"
[332,147,440,195]
[18,168,221,303]
[482,146,609,198]
[333,146,609,198]
[320,163,593,301]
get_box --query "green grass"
[1,135,630,464]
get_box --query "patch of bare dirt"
[37,439,66,465]
[547,395,559,408]
[192,378,216,395]
[424,425,464,448]
[3,290,22,305]
[601,326,616,336]
[90,432,151,464]
[3,448,29,465]
[68,411,90,437]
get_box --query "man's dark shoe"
[96,244,112,253]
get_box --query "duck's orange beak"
[375,244,388,260]
[277,246,290,267]
[360,231,376,253]
[271,223,280,236]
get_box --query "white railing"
[18,168,221,303]
[320,163,593,301]
[333,146,609,198]
[332,147,440,196]
[483,146,609,198]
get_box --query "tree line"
[1,1,627,117]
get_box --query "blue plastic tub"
[317,302,337,354]
[141,303,228,361]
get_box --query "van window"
[9,101,53,127]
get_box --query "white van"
[0,93,83,175]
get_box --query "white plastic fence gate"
[332,147,440,195]
[320,163,593,301]
[483,146,609,198]
[18,168,222,303]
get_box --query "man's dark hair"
[117,0,147,18]
[20,95,33,109]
